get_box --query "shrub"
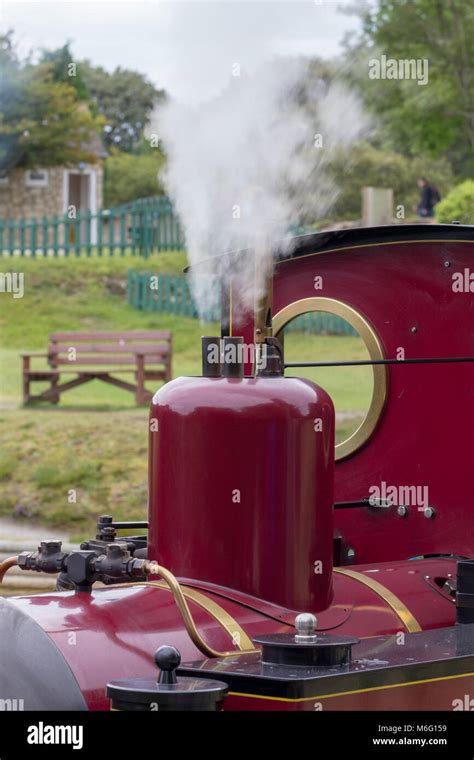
[435,181,474,225]
[104,148,165,207]
[328,142,454,221]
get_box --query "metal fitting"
[294,613,318,643]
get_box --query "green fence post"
[30,217,37,257]
[63,214,70,257]
[74,210,81,257]
[52,215,59,257]
[42,214,49,256]
[7,217,15,256]
[138,208,145,258]
[120,208,126,256]
[84,210,92,256]
[97,210,104,256]
[108,208,115,256]
[129,207,134,253]
[19,217,26,257]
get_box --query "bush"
[328,142,454,221]
[104,148,166,207]
[435,181,474,225]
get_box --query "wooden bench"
[21,331,172,406]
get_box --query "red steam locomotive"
[1,222,474,712]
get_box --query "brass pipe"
[0,556,18,584]
[145,562,258,659]
[254,245,273,345]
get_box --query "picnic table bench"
[21,331,172,406]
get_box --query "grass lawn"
[0,409,148,541]
[0,252,372,538]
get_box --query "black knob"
[108,644,228,710]
[98,514,113,525]
[155,645,181,685]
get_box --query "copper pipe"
[145,562,258,659]
[0,556,18,584]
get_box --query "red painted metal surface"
[8,557,455,710]
[267,239,474,564]
[149,375,334,611]
[184,557,457,634]
[4,227,471,713]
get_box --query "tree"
[343,0,474,175]
[436,180,474,224]
[104,147,165,207]
[40,43,90,101]
[0,31,24,170]
[79,61,164,153]
[0,34,103,171]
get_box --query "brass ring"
[272,297,387,460]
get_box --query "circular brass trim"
[273,297,387,461]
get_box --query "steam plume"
[156,41,368,321]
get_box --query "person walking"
[416,177,441,219]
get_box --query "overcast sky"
[1,0,362,101]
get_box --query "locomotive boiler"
[1,222,474,712]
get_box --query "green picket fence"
[287,312,357,336]
[127,271,357,335]
[0,196,185,258]
[127,271,220,321]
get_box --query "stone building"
[0,162,104,223]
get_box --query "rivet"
[397,505,408,517]
[411,326,418,333]
[424,506,436,519]
[444,261,451,268]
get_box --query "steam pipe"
[254,244,273,345]
[222,336,244,378]
[201,336,222,377]
[145,561,259,658]
[0,556,18,584]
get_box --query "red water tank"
[148,348,335,612]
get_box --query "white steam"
[156,58,368,322]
